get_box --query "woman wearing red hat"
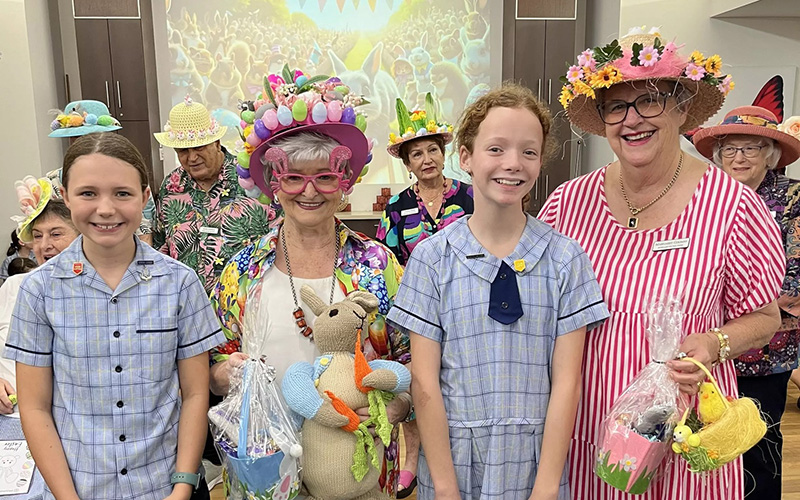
[693,107,800,498]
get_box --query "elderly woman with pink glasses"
[208,71,412,497]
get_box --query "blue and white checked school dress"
[4,236,226,500]
[387,215,609,500]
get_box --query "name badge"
[199,226,220,235]
[652,238,690,252]
[400,207,419,217]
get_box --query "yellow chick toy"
[698,382,726,424]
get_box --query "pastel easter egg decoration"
[242,110,256,124]
[355,114,367,132]
[341,106,356,124]
[243,125,253,138]
[255,103,271,120]
[295,75,308,87]
[277,105,293,126]
[311,102,328,124]
[68,115,84,126]
[240,120,247,129]
[245,187,261,198]
[236,164,251,178]
[327,100,342,122]
[50,119,60,131]
[263,109,279,130]
[237,151,250,169]
[246,132,261,147]
[97,115,114,126]
[334,85,350,96]
[328,77,341,84]
[254,119,271,140]
[359,164,370,178]
[368,138,375,152]
[258,193,272,205]
[84,114,98,125]
[292,99,308,122]
[366,152,373,164]
[239,176,255,190]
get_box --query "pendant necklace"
[619,152,683,229]
[414,178,449,208]
[281,224,340,341]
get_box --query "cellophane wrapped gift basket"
[595,295,683,494]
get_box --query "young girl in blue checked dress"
[5,133,226,500]
[386,84,609,500]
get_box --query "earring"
[408,172,413,180]
[341,192,346,202]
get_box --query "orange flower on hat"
[589,65,623,89]
[779,116,800,140]
[572,80,596,99]
[704,55,722,76]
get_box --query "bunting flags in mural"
[312,0,396,10]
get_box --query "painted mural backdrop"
[165,0,497,184]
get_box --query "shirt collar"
[51,236,171,281]
[176,147,237,192]
[446,215,553,282]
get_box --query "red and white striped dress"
[538,165,785,500]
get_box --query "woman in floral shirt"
[694,106,800,498]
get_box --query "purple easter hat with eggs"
[235,65,374,204]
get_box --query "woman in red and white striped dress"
[539,30,785,499]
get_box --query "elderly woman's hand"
[355,393,411,444]
[667,332,719,395]
[209,352,249,396]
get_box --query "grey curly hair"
[260,132,352,187]
[711,136,782,170]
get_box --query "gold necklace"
[619,152,683,229]
[414,179,448,208]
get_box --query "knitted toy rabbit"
[281,285,411,500]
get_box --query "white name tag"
[400,207,419,216]
[199,226,220,235]
[652,238,690,252]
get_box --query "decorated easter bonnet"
[235,65,372,204]
[48,100,121,138]
[387,93,453,158]
[692,106,800,168]
[154,96,227,149]
[560,27,734,137]
[11,176,54,243]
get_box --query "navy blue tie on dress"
[488,261,524,324]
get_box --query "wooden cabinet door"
[75,19,114,113]
[512,20,547,100]
[117,120,156,191]
[108,19,149,121]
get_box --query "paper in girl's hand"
[595,294,684,494]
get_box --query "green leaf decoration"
[685,408,703,433]
[631,42,643,67]
[395,98,413,133]
[297,74,329,93]
[263,76,277,107]
[282,64,294,85]
[654,37,662,51]
[559,75,569,85]
[594,39,623,66]
[424,92,438,124]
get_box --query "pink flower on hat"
[684,63,706,81]
[638,46,660,67]
[717,75,734,95]
[578,49,597,72]
[567,65,584,83]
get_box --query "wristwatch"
[170,472,201,489]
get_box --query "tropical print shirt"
[154,148,278,294]
[377,179,474,265]
[209,220,409,496]
[735,169,800,376]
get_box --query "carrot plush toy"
[281,285,411,500]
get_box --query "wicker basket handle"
[680,356,731,410]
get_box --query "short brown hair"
[62,133,149,190]
[398,135,446,166]
[34,199,74,228]
[456,82,556,163]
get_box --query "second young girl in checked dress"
[387,84,609,500]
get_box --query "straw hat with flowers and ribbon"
[154,96,227,149]
[234,65,373,205]
[692,106,800,168]
[386,93,454,159]
[11,176,55,243]
[49,100,121,138]
[559,27,734,137]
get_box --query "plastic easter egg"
[258,193,272,205]
[236,164,251,178]
[242,110,256,124]
[355,114,367,132]
[237,151,250,169]
[254,104,270,120]
[327,100,342,122]
[292,100,308,122]
[240,120,247,129]
[360,164,370,177]
[239,177,255,190]
[97,115,114,126]
[334,85,350,95]
[246,133,261,147]
[341,106,356,125]
[50,119,60,131]
[295,75,308,87]
[277,105,293,126]
[368,138,375,152]
[84,114,98,125]
[243,125,253,138]
[254,119,271,140]
[366,152,373,164]
[245,187,261,198]
[263,109,279,130]
[311,102,328,124]
[328,77,341,84]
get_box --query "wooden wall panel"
[73,0,140,18]
[517,0,577,19]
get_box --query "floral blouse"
[377,179,474,265]
[153,148,278,294]
[735,169,800,376]
[209,220,409,496]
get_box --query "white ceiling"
[713,0,800,18]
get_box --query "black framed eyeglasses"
[597,92,673,125]
[719,145,764,159]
